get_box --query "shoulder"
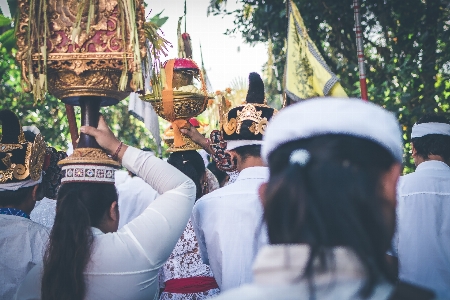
[26,219,50,241]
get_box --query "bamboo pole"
[65,104,79,149]
[353,0,368,100]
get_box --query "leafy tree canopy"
[208,0,450,172]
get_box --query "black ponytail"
[42,182,118,300]
[264,134,397,299]
[168,150,206,199]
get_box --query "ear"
[109,201,119,222]
[380,162,402,207]
[411,142,417,158]
[226,150,239,169]
[258,182,267,205]
[31,184,39,202]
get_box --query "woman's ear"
[109,201,119,222]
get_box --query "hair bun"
[0,110,22,144]
[245,72,265,104]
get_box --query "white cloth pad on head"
[262,97,403,164]
[0,175,42,192]
[226,140,264,151]
[411,122,450,138]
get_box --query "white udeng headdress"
[411,122,450,139]
[262,98,403,163]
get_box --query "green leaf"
[149,10,168,28]
[0,29,15,51]
[0,15,12,27]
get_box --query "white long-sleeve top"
[0,215,49,299]
[15,146,196,300]
[392,160,450,299]
[192,166,269,292]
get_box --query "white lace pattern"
[159,220,220,299]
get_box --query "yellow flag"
[285,0,347,101]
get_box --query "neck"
[415,155,446,167]
[237,156,264,172]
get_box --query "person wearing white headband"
[215,98,436,300]
[390,114,450,299]
[180,72,276,291]
[0,110,49,299]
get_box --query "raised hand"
[80,115,128,161]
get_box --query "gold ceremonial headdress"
[221,73,277,150]
[0,110,46,190]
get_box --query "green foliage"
[209,0,450,173]
[149,10,169,28]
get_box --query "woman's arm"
[81,117,196,265]
[120,146,196,265]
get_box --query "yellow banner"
[285,0,347,101]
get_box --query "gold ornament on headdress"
[0,133,46,183]
[235,104,269,135]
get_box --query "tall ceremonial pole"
[353,0,368,101]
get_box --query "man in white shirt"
[116,170,159,228]
[115,148,159,228]
[392,114,450,299]
[0,110,50,299]
[182,73,276,291]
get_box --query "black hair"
[168,150,205,200]
[0,186,35,206]
[42,183,118,300]
[207,161,228,186]
[232,144,261,161]
[264,134,397,298]
[411,114,450,161]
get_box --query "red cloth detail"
[164,276,219,294]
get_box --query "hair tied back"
[289,149,310,166]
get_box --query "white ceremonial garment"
[214,245,394,300]
[0,215,49,299]
[393,160,450,299]
[115,169,130,186]
[192,166,269,292]
[15,147,196,300]
[117,175,159,228]
[159,219,220,300]
[30,198,56,228]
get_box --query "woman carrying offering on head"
[15,116,196,300]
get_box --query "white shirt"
[0,215,49,299]
[214,245,394,300]
[15,147,196,300]
[117,176,159,228]
[30,198,57,228]
[192,166,269,291]
[393,160,450,299]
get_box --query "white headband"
[61,165,116,183]
[0,174,42,192]
[226,140,263,151]
[411,122,450,138]
[262,98,403,163]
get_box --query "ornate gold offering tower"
[142,58,212,152]
[16,0,146,182]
